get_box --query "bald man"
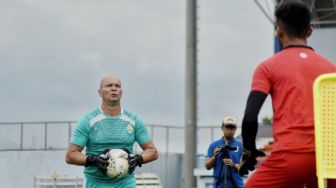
[66,75,158,188]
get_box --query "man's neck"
[101,103,121,116]
[282,37,308,48]
[223,136,233,143]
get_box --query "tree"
[261,116,272,125]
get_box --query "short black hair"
[275,0,311,38]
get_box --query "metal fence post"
[20,122,23,150]
[44,122,48,150]
[68,122,72,147]
[165,126,169,188]
[211,127,214,141]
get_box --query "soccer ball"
[107,149,129,159]
[105,149,129,179]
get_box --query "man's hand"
[85,154,109,174]
[128,154,143,174]
[223,158,235,168]
[213,147,221,158]
[239,149,265,176]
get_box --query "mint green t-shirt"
[71,107,151,188]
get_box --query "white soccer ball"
[108,149,129,159]
[105,149,129,179]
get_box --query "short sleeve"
[134,118,151,146]
[71,117,90,147]
[239,142,243,154]
[206,143,216,158]
[251,62,271,94]
[237,141,243,160]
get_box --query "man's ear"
[307,26,313,38]
[276,24,284,39]
[98,89,102,97]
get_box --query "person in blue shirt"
[65,75,159,188]
[205,116,243,188]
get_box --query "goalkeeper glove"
[85,149,110,174]
[239,149,265,176]
[128,154,143,174]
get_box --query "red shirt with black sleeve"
[251,46,336,153]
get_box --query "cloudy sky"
[1,0,335,126]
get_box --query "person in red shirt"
[239,1,336,187]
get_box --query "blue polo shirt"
[206,137,243,188]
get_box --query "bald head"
[100,75,121,89]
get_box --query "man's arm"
[239,90,267,176]
[139,140,159,163]
[65,144,86,165]
[65,143,109,174]
[128,140,158,174]
[205,157,216,170]
[205,147,220,170]
[242,90,267,151]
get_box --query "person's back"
[254,46,336,153]
[240,1,336,187]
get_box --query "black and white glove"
[85,149,110,174]
[128,154,143,174]
[239,149,265,176]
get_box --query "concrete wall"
[0,150,182,188]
